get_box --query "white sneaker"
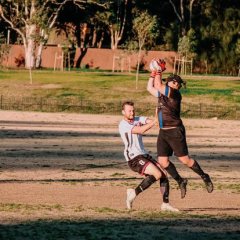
[126,189,136,210]
[161,203,180,212]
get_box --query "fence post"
[0,95,2,109]
[199,103,202,118]
[40,97,43,111]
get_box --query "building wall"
[2,45,178,73]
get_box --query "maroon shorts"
[128,154,159,176]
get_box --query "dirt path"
[0,110,239,239]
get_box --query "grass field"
[0,70,239,119]
[0,70,239,105]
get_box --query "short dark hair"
[166,74,186,88]
[166,74,184,84]
[122,101,134,110]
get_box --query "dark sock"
[165,161,183,185]
[135,175,156,195]
[160,177,169,203]
[190,160,205,177]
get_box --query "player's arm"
[147,75,170,97]
[131,118,157,135]
[147,58,169,97]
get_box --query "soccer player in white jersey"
[119,101,179,212]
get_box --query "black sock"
[190,160,205,177]
[135,175,156,195]
[165,161,183,185]
[160,177,169,203]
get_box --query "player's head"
[122,101,135,121]
[165,74,186,89]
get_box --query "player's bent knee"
[158,159,169,168]
[178,155,192,165]
[145,163,161,179]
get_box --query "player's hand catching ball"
[149,58,166,73]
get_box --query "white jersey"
[119,116,148,161]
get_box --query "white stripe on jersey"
[119,116,148,161]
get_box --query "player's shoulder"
[119,119,131,129]
[119,119,128,126]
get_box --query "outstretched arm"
[131,118,157,135]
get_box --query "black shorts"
[157,125,188,157]
[128,154,158,176]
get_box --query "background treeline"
[0,0,239,75]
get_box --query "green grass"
[0,214,239,240]
[0,202,239,239]
[0,203,63,212]
[0,70,239,105]
[0,70,239,118]
[215,183,240,193]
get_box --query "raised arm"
[147,58,167,97]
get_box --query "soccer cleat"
[179,178,188,199]
[202,174,214,193]
[126,188,136,210]
[161,203,180,212]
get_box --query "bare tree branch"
[0,5,26,45]
[168,0,182,22]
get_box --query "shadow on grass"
[0,217,239,240]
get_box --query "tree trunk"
[135,46,142,90]
[110,26,116,50]
[189,0,196,29]
[110,0,128,50]
[35,43,43,68]
[92,28,97,47]
[97,32,104,48]
[25,24,36,69]
[75,47,88,68]
[35,30,48,68]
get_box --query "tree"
[197,0,240,75]
[109,0,129,49]
[55,2,107,68]
[0,0,106,69]
[89,11,110,48]
[168,0,198,36]
[89,0,129,50]
[0,33,10,68]
[178,28,197,58]
[132,11,158,89]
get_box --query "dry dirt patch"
[0,110,239,239]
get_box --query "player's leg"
[157,130,188,198]
[159,176,179,212]
[143,157,179,212]
[172,126,213,193]
[126,155,161,209]
[178,155,214,193]
[146,156,179,211]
